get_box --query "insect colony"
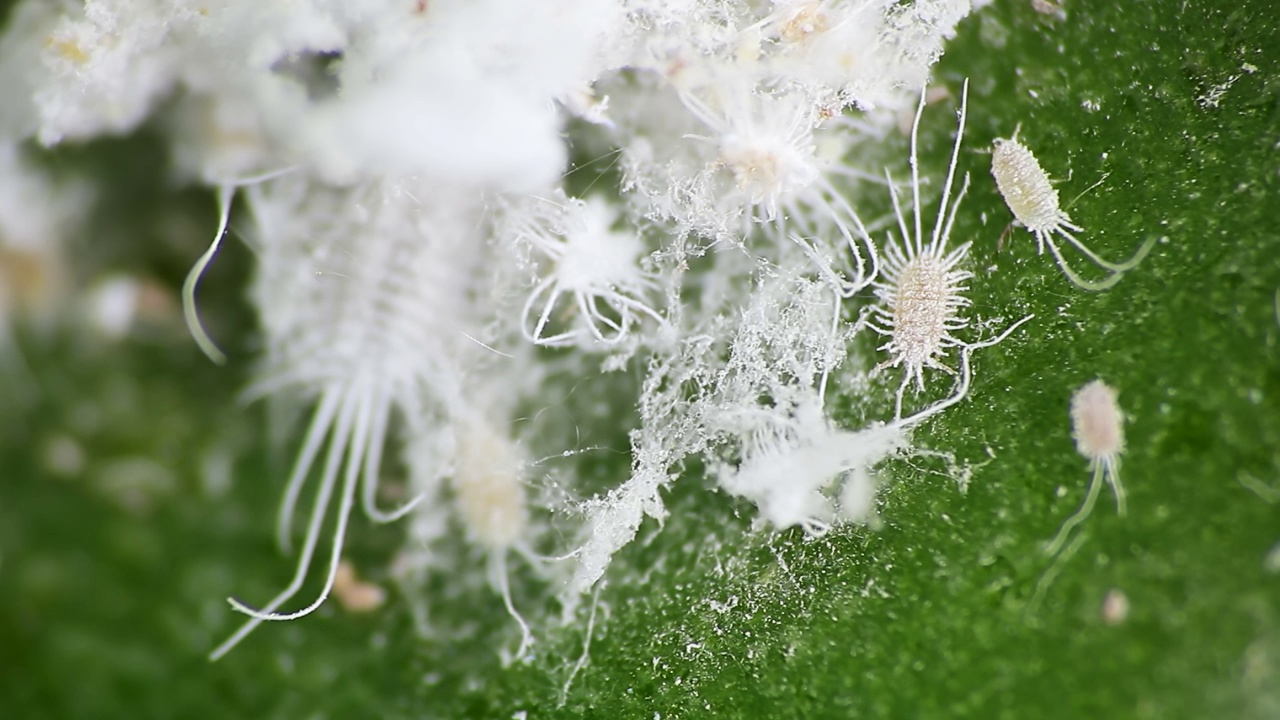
[0,0,1149,659]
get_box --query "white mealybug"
[1045,379,1127,556]
[208,178,485,660]
[866,79,981,420]
[510,194,664,349]
[991,132,1155,291]
[678,82,879,276]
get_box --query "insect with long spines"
[991,129,1155,291]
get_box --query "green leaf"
[3,1,1278,718]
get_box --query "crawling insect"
[867,79,1031,420]
[865,80,975,420]
[991,132,1154,291]
[1045,379,1127,556]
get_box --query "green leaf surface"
[3,1,1279,717]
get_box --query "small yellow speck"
[46,36,90,65]
[333,559,386,613]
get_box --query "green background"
[3,0,1279,717]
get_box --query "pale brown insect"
[1045,379,1127,556]
[992,133,1154,291]
[867,80,982,420]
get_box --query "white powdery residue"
[565,333,712,597]
[152,1,355,181]
[265,0,624,189]
[568,463,672,597]
[34,0,205,145]
[619,133,741,248]
[718,398,908,532]
[871,0,972,109]
[568,266,873,595]
[30,0,623,188]
[193,0,351,72]
[0,0,62,139]
[705,270,900,531]
[620,0,752,79]
[622,0,968,116]
[743,0,896,108]
[164,87,281,185]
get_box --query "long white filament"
[182,168,298,365]
[212,381,369,659]
[182,184,235,365]
[894,313,1036,430]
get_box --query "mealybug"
[991,132,1154,291]
[208,178,477,660]
[1045,379,1127,556]
[866,79,977,420]
[512,195,663,349]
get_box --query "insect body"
[866,79,978,420]
[991,133,1154,291]
[208,178,482,660]
[1045,379,1127,556]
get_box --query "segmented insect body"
[209,177,488,659]
[872,226,973,412]
[1045,379,1127,556]
[866,79,977,420]
[991,134,1154,290]
[865,80,1040,421]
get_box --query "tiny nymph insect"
[991,132,1155,291]
[1045,379,1127,556]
